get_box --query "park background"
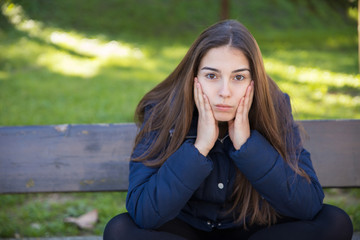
[0,0,359,238]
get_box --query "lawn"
[0,0,359,237]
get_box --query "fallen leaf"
[64,209,98,230]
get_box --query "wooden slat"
[0,124,137,193]
[300,120,360,188]
[0,120,359,194]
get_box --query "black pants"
[103,204,353,240]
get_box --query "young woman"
[104,20,353,240]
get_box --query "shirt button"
[207,220,211,225]
[217,223,222,227]
[218,183,224,189]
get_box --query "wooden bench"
[1,120,359,193]
[0,120,359,239]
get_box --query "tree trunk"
[220,0,230,20]
[358,0,360,72]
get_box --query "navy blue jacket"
[126,95,324,231]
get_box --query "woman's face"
[197,45,252,122]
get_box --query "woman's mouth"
[214,104,233,111]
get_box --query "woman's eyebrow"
[200,67,250,73]
[200,67,219,72]
[232,68,251,73]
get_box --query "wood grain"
[0,120,359,193]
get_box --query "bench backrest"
[0,120,359,194]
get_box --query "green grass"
[0,0,359,237]
[0,193,127,237]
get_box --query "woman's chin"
[214,112,235,122]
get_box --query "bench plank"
[0,124,136,193]
[301,120,360,188]
[0,120,359,194]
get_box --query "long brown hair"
[132,20,308,227]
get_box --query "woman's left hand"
[228,81,254,150]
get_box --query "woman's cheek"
[200,84,212,101]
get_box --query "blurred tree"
[290,0,359,71]
[220,0,229,20]
[0,1,13,30]
[326,0,357,20]
[291,0,357,22]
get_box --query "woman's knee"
[103,213,135,240]
[103,213,188,240]
[249,204,353,240]
[317,204,353,239]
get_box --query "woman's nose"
[219,80,231,98]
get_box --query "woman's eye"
[206,73,216,79]
[234,75,244,81]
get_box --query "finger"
[196,80,215,120]
[243,81,254,114]
[243,82,252,107]
[194,78,205,111]
[203,93,212,112]
[248,81,254,111]
[196,79,207,115]
[236,96,245,117]
[194,78,199,107]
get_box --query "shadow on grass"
[328,85,360,97]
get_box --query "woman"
[104,20,353,240]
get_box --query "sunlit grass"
[0,2,182,125]
[37,52,99,78]
[1,2,358,124]
[264,56,360,119]
[2,2,146,78]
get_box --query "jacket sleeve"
[225,95,324,220]
[126,134,213,229]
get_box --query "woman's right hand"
[194,77,219,156]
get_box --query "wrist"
[233,134,251,151]
[233,142,243,151]
[194,142,210,156]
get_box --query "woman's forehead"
[199,46,249,71]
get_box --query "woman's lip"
[214,104,233,111]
